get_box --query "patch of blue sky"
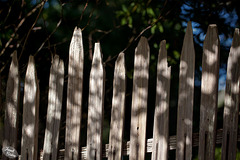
[219,64,227,91]
[194,67,202,87]
[218,8,238,47]
[181,3,238,45]
[194,66,227,91]
[180,3,239,91]
[30,0,49,8]
[219,34,233,47]
[194,76,201,87]
[180,4,193,21]
[30,0,37,5]
[44,2,49,8]
[220,9,238,28]
[182,21,204,46]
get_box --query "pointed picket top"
[114,52,125,73]
[108,52,126,160]
[65,27,84,160]
[176,21,195,160]
[158,40,168,71]
[3,51,19,160]
[43,55,64,160]
[21,55,39,160]
[135,36,149,61]
[71,27,83,50]
[221,28,240,160]
[92,43,103,69]
[198,24,220,160]
[152,40,171,160]
[130,36,149,160]
[87,42,105,160]
[202,24,219,68]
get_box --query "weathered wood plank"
[198,24,220,160]
[3,51,20,160]
[176,21,195,160]
[151,40,171,160]
[87,43,105,160]
[43,55,64,160]
[0,73,2,113]
[221,28,240,160]
[108,52,126,160]
[65,27,84,160]
[21,55,39,160]
[129,36,149,160]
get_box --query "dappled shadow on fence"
[21,56,39,160]
[108,52,126,160]
[129,36,149,160]
[86,43,105,160]
[221,28,240,160]
[64,27,84,160]
[3,51,19,160]
[2,22,240,160]
[198,24,220,160]
[176,21,195,160]
[151,40,171,160]
[43,55,64,160]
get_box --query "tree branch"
[0,0,47,57]
[18,0,47,60]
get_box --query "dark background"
[0,0,240,159]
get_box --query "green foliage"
[215,147,222,160]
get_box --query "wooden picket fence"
[2,21,240,160]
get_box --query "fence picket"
[3,24,240,160]
[43,55,64,160]
[108,52,126,160]
[21,55,39,160]
[129,36,150,160]
[87,43,105,160]
[151,40,171,160]
[198,24,220,160]
[65,27,84,160]
[221,28,240,160]
[176,21,195,160]
[0,73,1,112]
[3,51,19,160]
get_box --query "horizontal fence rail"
[39,129,240,160]
[2,21,240,160]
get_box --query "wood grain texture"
[21,55,39,160]
[151,40,171,160]
[129,36,149,160]
[65,27,84,160]
[221,28,240,160]
[0,73,2,112]
[108,52,126,160]
[176,21,195,160]
[3,51,20,160]
[87,43,105,160]
[198,24,220,160]
[43,55,64,160]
